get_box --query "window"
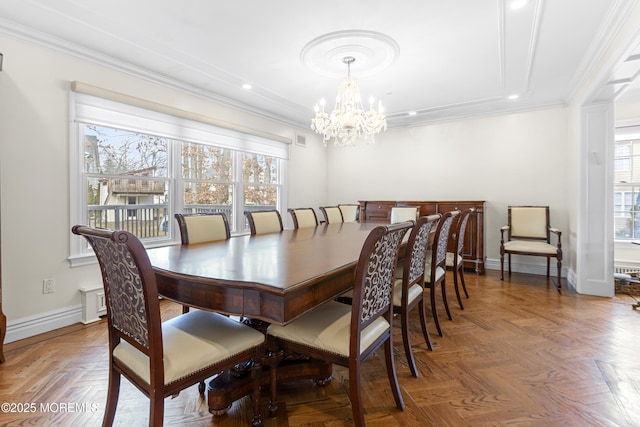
[614,139,640,239]
[615,142,631,172]
[83,125,170,240]
[70,91,288,263]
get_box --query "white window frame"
[69,92,289,266]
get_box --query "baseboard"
[484,258,566,277]
[4,305,83,344]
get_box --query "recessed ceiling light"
[408,111,417,116]
[508,94,520,100]
[242,83,252,90]
[510,0,530,10]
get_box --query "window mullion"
[233,151,244,234]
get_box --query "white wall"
[327,108,571,269]
[0,34,327,342]
[284,134,328,228]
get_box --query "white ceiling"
[0,0,637,129]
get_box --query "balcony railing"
[109,178,166,195]
[87,204,274,239]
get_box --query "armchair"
[500,206,562,292]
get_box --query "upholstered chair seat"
[445,252,463,267]
[424,252,446,283]
[112,310,264,386]
[502,240,558,254]
[267,301,390,357]
[392,280,423,307]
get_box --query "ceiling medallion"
[300,30,400,79]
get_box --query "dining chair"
[266,222,412,427]
[71,225,265,427]
[338,204,359,222]
[393,214,440,377]
[319,206,344,224]
[390,206,418,223]
[288,207,319,229]
[425,210,459,337]
[174,212,231,313]
[174,212,230,244]
[500,205,563,292]
[446,208,474,309]
[245,209,284,235]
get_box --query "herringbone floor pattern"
[1,270,640,426]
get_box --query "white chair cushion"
[267,300,390,357]
[112,310,264,386]
[504,240,558,255]
[392,278,423,307]
[184,215,227,243]
[445,252,463,268]
[424,266,445,284]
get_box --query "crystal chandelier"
[311,56,387,147]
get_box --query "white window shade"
[72,83,290,159]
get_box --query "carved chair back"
[401,215,441,297]
[72,226,161,365]
[350,222,412,357]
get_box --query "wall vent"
[80,286,107,324]
[296,134,306,147]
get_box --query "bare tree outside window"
[83,125,169,238]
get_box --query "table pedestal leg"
[207,359,332,414]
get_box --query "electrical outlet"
[43,278,56,294]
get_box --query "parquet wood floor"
[1,270,640,426]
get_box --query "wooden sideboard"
[359,200,485,274]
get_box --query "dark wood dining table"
[146,221,385,414]
[147,221,382,325]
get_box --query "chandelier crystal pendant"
[311,56,387,147]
